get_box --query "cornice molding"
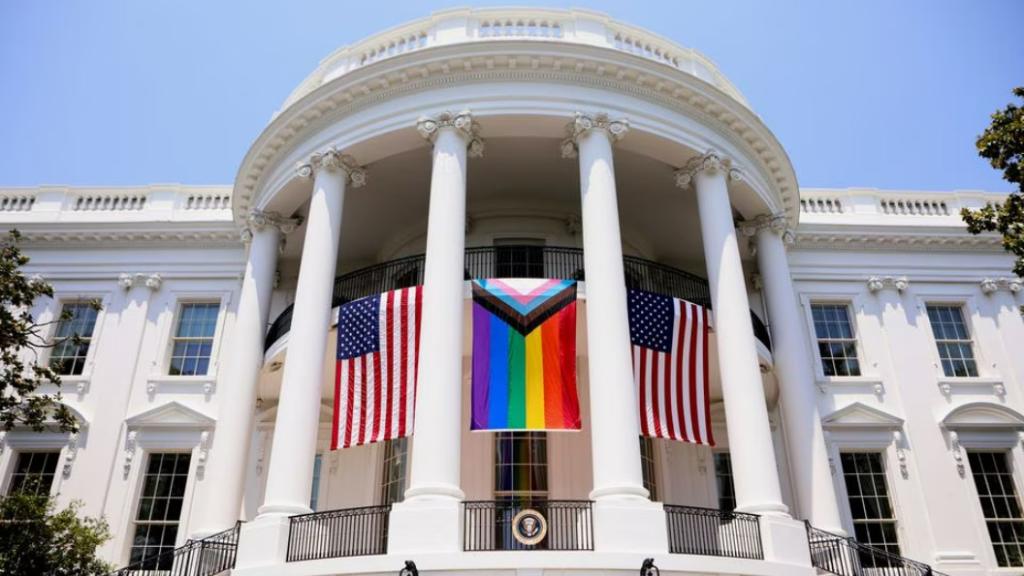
[416,109,485,157]
[793,230,1003,252]
[232,41,798,228]
[560,111,629,158]
[295,146,367,187]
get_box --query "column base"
[592,498,668,554]
[387,497,463,555]
[759,515,813,570]
[234,514,290,569]
[736,500,790,518]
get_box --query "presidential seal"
[511,508,548,546]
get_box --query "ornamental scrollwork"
[737,213,795,247]
[560,112,629,158]
[416,110,485,158]
[295,147,367,187]
[673,150,743,189]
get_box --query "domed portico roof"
[233,7,800,229]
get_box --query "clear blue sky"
[1,1,1021,191]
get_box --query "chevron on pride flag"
[470,278,581,431]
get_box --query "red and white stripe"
[634,300,714,446]
[332,286,422,449]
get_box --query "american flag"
[332,286,422,450]
[628,289,714,446]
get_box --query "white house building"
[2,8,1022,576]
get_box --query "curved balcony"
[265,245,771,352]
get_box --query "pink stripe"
[486,278,562,306]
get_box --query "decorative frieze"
[866,276,909,294]
[980,277,1022,295]
[416,110,485,157]
[673,150,742,189]
[295,146,367,186]
[560,112,629,158]
[118,273,163,291]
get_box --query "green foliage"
[0,230,100,432]
[0,492,112,576]
[961,87,1024,278]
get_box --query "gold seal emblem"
[511,508,548,546]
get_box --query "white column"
[745,215,845,533]
[676,153,790,517]
[194,211,296,536]
[235,148,364,568]
[563,112,667,553]
[388,110,482,554]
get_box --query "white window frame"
[799,292,884,392]
[0,432,74,497]
[914,294,1002,394]
[823,420,907,548]
[35,291,112,394]
[118,429,205,566]
[147,290,231,392]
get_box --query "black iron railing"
[265,245,772,351]
[109,522,240,576]
[463,500,594,551]
[286,505,391,562]
[664,505,763,560]
[806,523,949,576]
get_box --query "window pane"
[639,437,658,501]
[494,432,547,498]
[967,451,1024,566]
[714,452,736,512]
[48,303,98,376]
[926,305,978,378]
[129,453,191,568]
[380,438,409,506]
[840,452,900,556]
[810,304,861,377]
[169,303,219,376]
[8,452,60,496]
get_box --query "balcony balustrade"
[110,522,240,576]
[463,500,595,552]
[664,505,763,560]
[806,523,949,576]
[286,505,391,562]
[264,245,772,351]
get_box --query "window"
[926,305,978,377]
[839,452,900,558]
[967,451,1024,567]
[810,303,861,377]
[309,454,323,511]
[494,432,548,501]
[169,302,219,376]
[494,239,545,278]
[713,452,736,512]
[639,437,658,501]
[380,438,409,506]
[7,451,60,496]
[129,453,190,569]
[49,302,99,375]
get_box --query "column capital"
[416,110,485,157]
[560,112,629,158]
[241,210,303,246]
[296,147,367,187]
[737,213,794,245]
[673,150,743,189]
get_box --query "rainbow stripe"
[470,280,580,431]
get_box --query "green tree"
[961,87,1024,277]
[1,229,99,432]
[0,492,111,576]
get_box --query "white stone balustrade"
[0,185,233,224]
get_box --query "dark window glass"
[309,454,323,511]
[926,305,978,377]
[49,303,99,375]
[7,451,60,496]
[495,245,545,278]
[714,452,736,512]
[380,438,409,506]
[129,453,191,569]
[810,304,861,377]
[967,451,1024,567]
[639,437,658,501]
[494,432,547,499]
[840,452,901,560]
